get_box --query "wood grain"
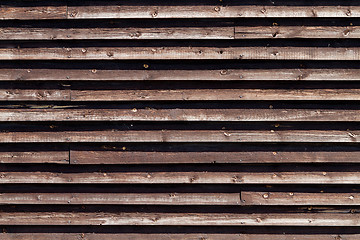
[2,130,360,143]
[1,47,360,60]
[235,26,360,39]
[71,150,360,164]
[0,69,358,81]
[0,212,358,226]
[0,193,240,205]
[1,233,358,240]
[2,109,360,122]
[242,192,360,205]
[0,171,358,184]
[0,27,234,40]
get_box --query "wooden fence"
[1,0,360,239]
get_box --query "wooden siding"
[1,0,360,239]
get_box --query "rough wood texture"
[235,26,360,39]
[70,150,360,164]
[2,47,360,60]
[1,130,360,143]
[0,212,359,226]
[0,6,67,20]
[0,193,240,205]
[67,6,360,19]
[0,27,234,40]
[0,171,358,184]
[1,233,358,240]
[1,69,359,81]
[3,108,360,121]
[242,192,360,205]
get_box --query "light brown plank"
[0,27,234,40]
[6,89,360,101]
[1,130,360,143]
[0,151,68,164]
[0,193,240,205]
[67,5,360,19]
[242,192,360,205]
[2,109,360,122]
[71,89,360,101]
[0,89,70,101]
[0,212,358,226]
[0,69,358,81]
[1,47,360,60]
[1,233,358,240]
[0,171,358,184]
[70,151,360,164]
[0,6,67,20]
[235,26,360,39]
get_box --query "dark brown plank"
[0,151,68,164]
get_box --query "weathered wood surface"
[2,47,360,60]
[0,171,358,184]
[70,150,360,164]
[1,233,358,240]
[67,5,360,19]
[5,26,360,40]
[0,212,359,226]
[0,151,68,164]
[0,193,240,205]
[1,69,359,81]
[0,27,234,40]
[242,192,360,205]
[2,5,360,20]
[0,6,67,20]
[4,89,360,101]
[1,130,360,143]
[2,108,360,122]
[235,26,360,39]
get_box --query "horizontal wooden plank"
[0,89,70,101]
[67,5,360,19]
[2,5,360,20]
[0,27,234,40]
[0,212,358,226]
[0,69,359,81]
[1,233,359,240]
[242,192,360,205]
[71,89,360,101]
[7,89,360,101]
[0,193,240,205]
[1,47,360,60]
[2,130,360,143]
[0,151,68,164]
[0,6,67,20]
[0,171,358,184]
[2,109,360,122]
[235,26,360,39]
[70,151,360,164]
